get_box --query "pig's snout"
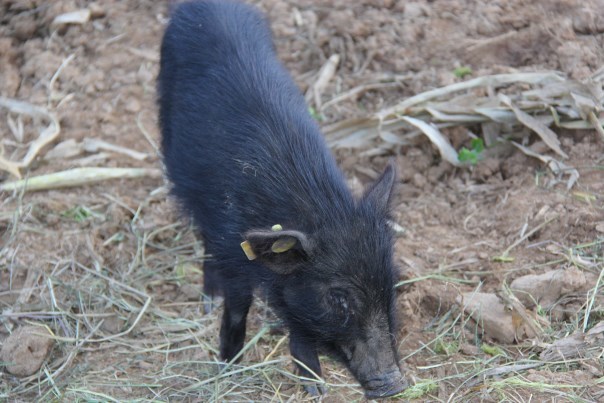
[362,369,408,400]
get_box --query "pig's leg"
[219,285,253,362]
[290,334,326,396]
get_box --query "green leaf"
[458,138,485,165]
[458,147,478,164]
[453,66,473,78]
[481,344,506,357]
[61,205,104,222]
[470,137,484,152]
[308,106,324,122]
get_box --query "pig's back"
[158,0,278,152]
[158,0,353,252]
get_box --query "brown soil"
[1,0,603,401]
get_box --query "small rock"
[124,97,141,113]
[101,315,125,334]
[595,222,604,233]
[460,343,481,356]
[0,325,54,376]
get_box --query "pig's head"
[243,161,407,399]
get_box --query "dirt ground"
[1,0,603,401]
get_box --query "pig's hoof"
[303,383,327,398]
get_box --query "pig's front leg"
[290,334,326,396]
[219,287,253,362]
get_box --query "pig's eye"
[328,289,351,324]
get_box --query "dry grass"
[0,189,362,401]
[2,178,602,401]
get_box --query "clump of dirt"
[0,325,54,377]
[456,292,517,344]
[511,266,591,309]
[540,321,604,362]
[451,267,595,343]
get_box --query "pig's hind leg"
[219,282,253,362]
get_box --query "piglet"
[158,0,407,398]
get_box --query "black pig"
[158,0,407,398]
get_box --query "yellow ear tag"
[271,224,283,232]
[271,236,297,253]
[240,241,257,260]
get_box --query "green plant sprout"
[458,138,485,165]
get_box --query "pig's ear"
[362,159,397,212]
[240,229,313,274]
